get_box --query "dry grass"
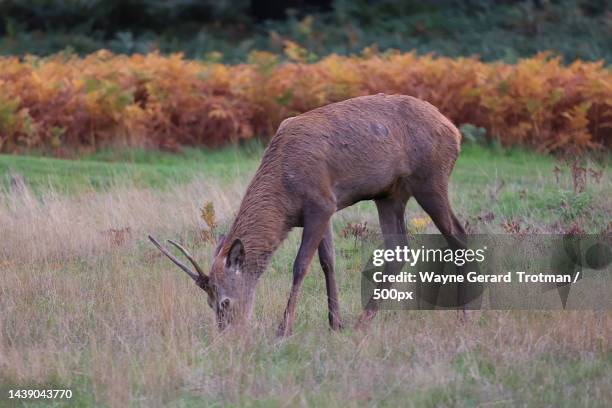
[0,178,244,264]
[0,157,610,407]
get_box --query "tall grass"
[0,178,244,264]
[0,148,610,406]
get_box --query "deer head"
[149,235,254,331]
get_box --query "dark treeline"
[0,0,610,62]
[4,0,606,33]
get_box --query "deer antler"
[148,235,209,289]
[166,239,208,279]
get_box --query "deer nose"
[219,297,231,310]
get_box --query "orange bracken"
[0,49,609,154]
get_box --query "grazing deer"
[150,93,466,336]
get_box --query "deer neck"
[226,171,290,276]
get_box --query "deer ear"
[226,239,245,272]
[214,234,226,256]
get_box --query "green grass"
[0,143,560,193]
[0,143,610,407]
[0,143,264,194]
[1,142,609,231]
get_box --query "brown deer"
[149,93,466,336]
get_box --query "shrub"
[0,50,610,154]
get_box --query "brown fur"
[221,93,460,268]
[154,93,465,335]
[212,94,464,335]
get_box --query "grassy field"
[0,143,610,407]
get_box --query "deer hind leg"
[412,183,465,246]
[411,180,472,311]
[356,193,409,330]
[318,222,343,331]
[277,201,334,338]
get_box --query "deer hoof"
[457,308,470,323]
[330,321,344,332]
[354,315,372,332]
[276,323,292,338]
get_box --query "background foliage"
[0,0,610,63]
[1,49,610,154]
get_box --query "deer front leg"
[277,204,333,337]
[318,222,343,331]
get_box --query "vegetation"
[2,143,609,229]
[2,2,609,156]
[1,145,610,406]
[0,144,262,193]
[1,1,610,63]
[1,2,609,406]
[1,50,610,155]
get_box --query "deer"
[149,93,467,337]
